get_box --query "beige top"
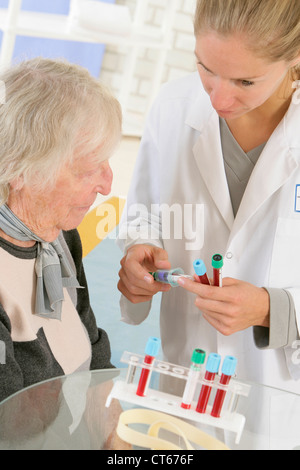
[0,247,91,375]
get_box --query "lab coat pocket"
[270,393,300,450]
[269,217,300,288]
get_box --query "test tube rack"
[106,351,251,445]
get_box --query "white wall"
[100,0,197,132]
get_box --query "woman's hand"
[118,244,172,304]
[177,276,270,336]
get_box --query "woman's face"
[10,148,113,242]
[195,32,295,119]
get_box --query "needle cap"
[206,353,221,373]
[193,259,207,276]
[212,254,224,269]
[191,348,206,365]
[222,356,237,377]
[145,337,161,357]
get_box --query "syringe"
[150,269,194,287]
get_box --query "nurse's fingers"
[118,265,171,296]
[202,313,234,337]
[177,276,230,301]
[177,277,244,335]
[192,280,270,334]
[118,274,171,304]
[121,244,171,284]
[118,244,172,302]
[117,278,155,304]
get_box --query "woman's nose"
[96,161,113,196]
[209,79,236,110]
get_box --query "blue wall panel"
[0,0,115,77]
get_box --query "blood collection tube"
[196,353,221,414]
[136,337,160,397]
[181,349,206,410]
[212,254,224,287]
[211,356,237,418]
[193,259,211,285]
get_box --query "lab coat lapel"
[229,104,300,245]
[187,95,235,231]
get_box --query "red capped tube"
[211,356,237,418]
[136,337,160,397]
[193,259,211,285]
[196,353,221,414]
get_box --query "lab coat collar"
[186,86,300,239]
[187,90,235,231]
[229,100,300,246]
[284,100,300,150]
[185,80,214,132]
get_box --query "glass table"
[0,368,122,450]
[0,368,299,450]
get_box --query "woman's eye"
[198,62,211,73]
[241,80,255,87]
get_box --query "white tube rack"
[106,351,251,445]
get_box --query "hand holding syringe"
[150,258,218,287]
[149,268,194,287]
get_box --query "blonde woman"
[118,0,300,448]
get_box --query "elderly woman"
[118,0,300,449]
[0,58,122,403]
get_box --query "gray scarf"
[0,204,81,320]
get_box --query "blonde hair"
[194,0,300,78]
[0,57,122,205]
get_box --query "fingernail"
[177,277,185,286]
[144,275,153,284]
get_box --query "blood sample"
[193,259,211,285]
[181,349,206,410]
[211,356,237,418]
[212,254,224,287]
[196,353,221,414]
[136,337,160,397]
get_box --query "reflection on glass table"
[0,368,126,450]
[0,367,299,450]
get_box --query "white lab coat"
[117,73,300,447]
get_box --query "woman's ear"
[10,176,24,191]
[291,51,300,69]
